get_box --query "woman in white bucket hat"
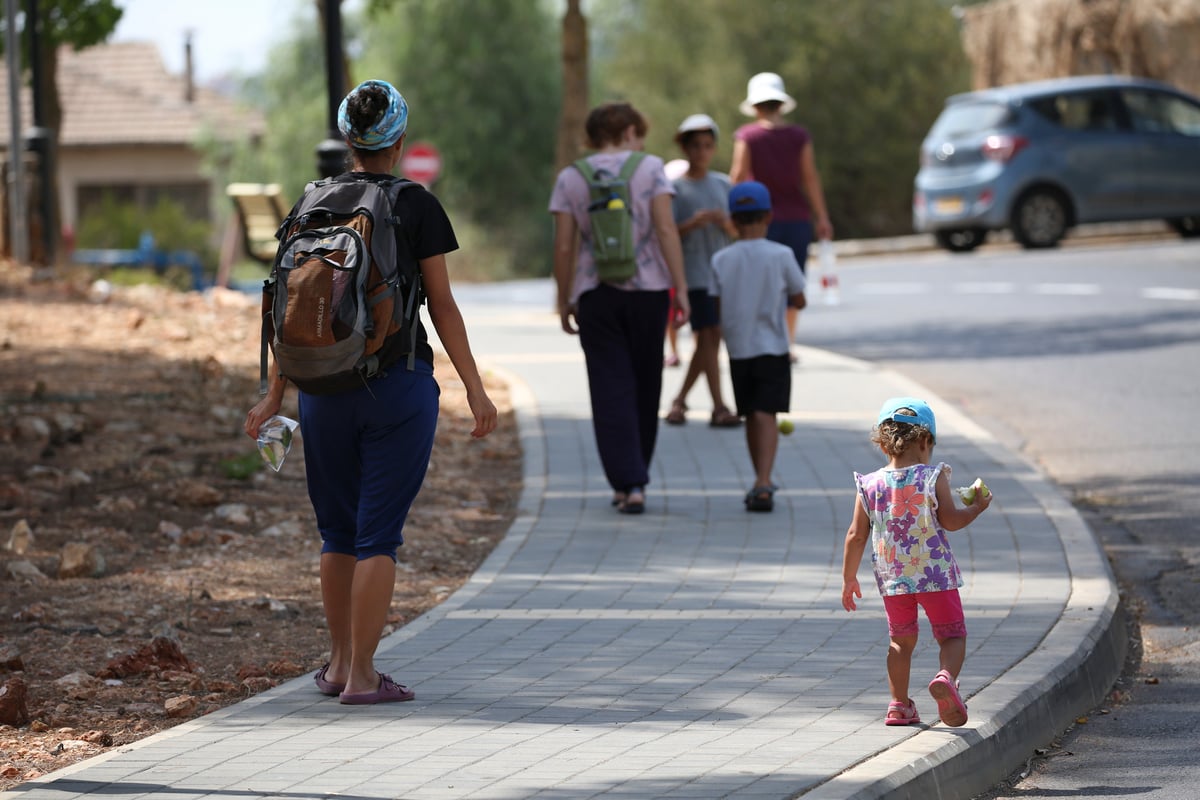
[731,72,832,362]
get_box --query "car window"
[928,101,1011,139]
[1028,91,1120,131]
[1121,90,1200,136]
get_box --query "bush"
[76,195,216,277]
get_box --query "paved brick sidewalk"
[6,281,1122,799]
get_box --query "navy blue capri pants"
[297,360,439,561]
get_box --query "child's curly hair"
[872,409,933,457]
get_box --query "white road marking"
[856,283,930,294]
[1142,287,1200,302]
[841,282,1198,302]
[1032,283,1102,295]
[954,282,1017,294]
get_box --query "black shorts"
[688,289,720,331]
[730,354,792,416]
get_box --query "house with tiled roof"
[0,40,263,238]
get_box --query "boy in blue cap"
[708,181,807,511]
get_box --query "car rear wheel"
[1013,189,1069,249]
[1168,217,1200,238]
[934,228,987,253]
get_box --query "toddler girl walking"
[841,397,993,727]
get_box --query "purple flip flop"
[339,672,416,705]
[313,663,345,696]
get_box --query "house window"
[77,181,210,222]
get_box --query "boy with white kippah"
[664,113,740,429]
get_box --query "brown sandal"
[709,406,742,428]
[665,399,687,425]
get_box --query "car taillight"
[981,134,1029,162]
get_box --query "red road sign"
[401,142,442,187]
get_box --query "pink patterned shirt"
[854,462,963,596]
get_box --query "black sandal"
[618,487,646,514]
[744,485,775,512]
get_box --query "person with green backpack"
[550,101,690,514]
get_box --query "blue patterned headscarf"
[337,79,409,150]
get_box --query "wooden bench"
[226,183,288,265]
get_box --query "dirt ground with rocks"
[0,260,521,790]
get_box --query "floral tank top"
[854,462,962,596]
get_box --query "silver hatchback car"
[913,75,1200,251]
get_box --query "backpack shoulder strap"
[616,151,646,182]
[573,153,645,201]
[572,157,599,185]
[369,177,425,370]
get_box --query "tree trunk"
[33,13,61,266]
[555,0,588,172]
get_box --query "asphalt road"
[797,236,1200,799]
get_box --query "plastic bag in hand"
[256,415,299,472]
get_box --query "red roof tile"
[0,41,263,148]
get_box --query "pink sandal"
[928,669,968,727]
[884,698,921,726]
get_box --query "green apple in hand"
[959,478,990,505]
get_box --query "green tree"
[595,0,970,238]
[196,2,338,283]
[209,0,562,278]
[1,0,123,148]
[359,0,561,274]
[1,0,124,261]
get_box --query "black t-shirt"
[332,172,459,369]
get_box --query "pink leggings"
[883,589,967,641]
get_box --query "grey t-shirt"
[672,172,732,290]
[708,238,807,360]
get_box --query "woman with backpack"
[549,102,690,515]
[245,79,497,705]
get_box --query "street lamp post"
[316,0,349,179]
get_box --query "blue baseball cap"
[877,396,937,440]
[728,181,771,214]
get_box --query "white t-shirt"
[708,238,806,360]
[548,151,675,304]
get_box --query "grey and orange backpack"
[261,174,422,396]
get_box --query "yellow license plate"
[933,197,965,215]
